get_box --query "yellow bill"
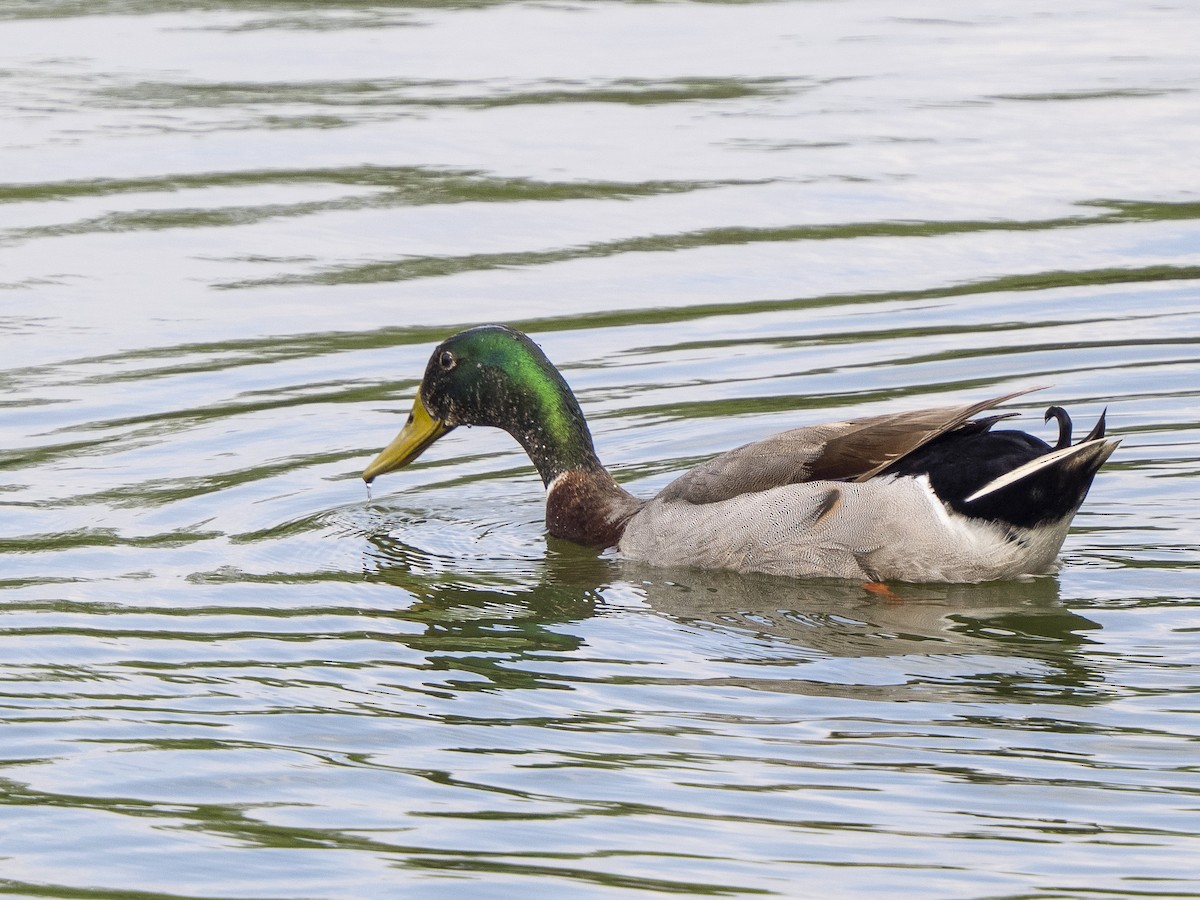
[363,393,449,483]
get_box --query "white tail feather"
[964,438,1120,503]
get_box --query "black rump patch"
[884,425,1079,528]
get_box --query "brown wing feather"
[656,387,1045,505]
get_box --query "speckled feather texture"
[620,475,1072,582]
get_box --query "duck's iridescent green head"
[363,325,600,486]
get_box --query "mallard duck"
[363,325,1118,583]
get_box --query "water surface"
[2,1,1199,896]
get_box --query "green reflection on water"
[97,75,801,109]
[219,219,1200,290]
[0,166,741,207]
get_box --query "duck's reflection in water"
[360,509,1101,700]
[621,561,1103,703]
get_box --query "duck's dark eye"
[438,351,456,371]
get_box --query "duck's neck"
[545,468,643,549]
[505,385,642,549]
[507,378,603,487]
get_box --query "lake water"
[2,1,1199,896]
